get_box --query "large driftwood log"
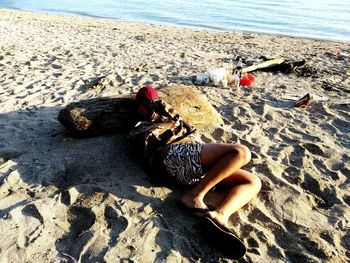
[158,85,224,130]
[58,95,139,137]
[58,85,224,138]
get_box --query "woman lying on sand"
[128,86,261,243]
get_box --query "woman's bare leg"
[181,143,261,227]
[207,169,261,228]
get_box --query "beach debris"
[242,57,285,73]
[240,56,317,77]
[295,93,313,107]
[193,73,210,85]
[81,75,108,90]
[239,73,255,86]
[193,68,256,88]
[193,68,227,87]
[335,50,348,60]
[207,68,230,87]
[192,56,243,88]
[283,92,329,104]
[193,67,242,88]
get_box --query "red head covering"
[136,86,159,105]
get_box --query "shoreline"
[0,8,349,263]
[1,8,350,44]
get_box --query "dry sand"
[0,9,349,263]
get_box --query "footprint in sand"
[332,118,350,133]
[313,159,339,180]
[287,127,320,142]
[340,232,350,258]
[104,205,128,246]
[272,220,331,261]
[78,205,128,262]
[320,231,335,247]
[302,173,342,208]
[21,204,44,224]
[55,206,96,260]
[285,144,306,168]
[301,142,328,158]
[21,204,44,247]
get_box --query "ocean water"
[1,0,350,42]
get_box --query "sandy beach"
[0,9,349,262]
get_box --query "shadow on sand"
[0,103,231,262]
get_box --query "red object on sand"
[240,73,255,86]
[295,93,312,107]
[136,86,159,104]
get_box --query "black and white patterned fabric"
[159,143,204,185]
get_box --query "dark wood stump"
[58,95,139,138]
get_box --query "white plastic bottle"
[207,68,228,87]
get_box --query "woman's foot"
[206,210,230,230]
[181,192,207,210]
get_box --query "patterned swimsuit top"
[128,99,196,159]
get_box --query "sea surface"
[1,0,350,42]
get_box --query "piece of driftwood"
[58,95,139,137]
[58,85,224,138]
[158,85,224,130]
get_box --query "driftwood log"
[58,95,139,137]
[58,85,224,138]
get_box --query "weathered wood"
[58,95,139,137]
[159,85,224,130]
[58,85,224,138]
